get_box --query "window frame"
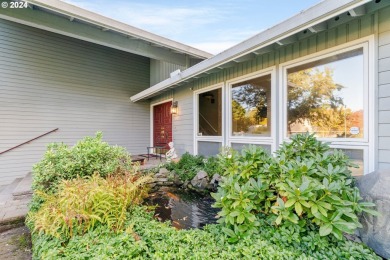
[226,67,277,151]
[279,36,375,174]
[193,83,225,155]
[330,145,368,176]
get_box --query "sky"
[63,0,322,54]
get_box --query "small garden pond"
[145,187,219,230]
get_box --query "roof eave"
[26,0,212,59]
[130,0,372,102]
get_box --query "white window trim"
[330,144,369,176]
[278,35,375,174]
[150,98,173,148]
[227,141,276,154]
[193,83,224,155]
[226,67,277,151]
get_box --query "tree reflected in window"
[231,74,271,136]
[287,48,364,139]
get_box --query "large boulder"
[356,170,390,259]
[190,170,209,190]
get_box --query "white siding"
[378,6,390,169]
[171,87,194,155]
[0,19,150,185]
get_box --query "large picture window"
[286,48,364,139]
[231,74,272,137]
[281,38,374,176]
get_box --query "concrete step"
[0,177,30,229]
[0,178,23,204]
[12,173,32,200]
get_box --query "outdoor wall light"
[171,101,178,115]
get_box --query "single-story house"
[0,0,211,185]
[1,0,390,185]
[131,0,390,177]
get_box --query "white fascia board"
[130,0,372,102]
[25,0,212,60]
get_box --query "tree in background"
[287,67,345,134]
[232,100,251,132]
[232,84,268,125]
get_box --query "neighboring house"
[0,0,211,185]
[131,0,390,177]
[1,0,389,185]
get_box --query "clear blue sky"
[64,0,322,54]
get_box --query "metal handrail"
[199,113,218,133]
[0,128,59,155]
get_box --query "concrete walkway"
[0,184,30,232]
[0,226,32,260]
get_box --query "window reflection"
[287,48,364,139]
[198,88,222,136]
[231,74,271,137]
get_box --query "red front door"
[153,101,172,149]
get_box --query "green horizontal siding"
[150,59,186,86]
[189,14,375,91]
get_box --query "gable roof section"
[0,0,212,66]
[130,0,377,102]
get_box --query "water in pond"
[145,187,219,230]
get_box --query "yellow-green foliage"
[32,132,134,195]
[27,172,152,239]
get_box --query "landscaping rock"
[195,170,208,180]
[356,170,390,259]
[189,170,212,191]
[155,178,168,182]
[191,177,209,190]
[159,168,169,175]
[210,174,221,185]
[172,173,183,186]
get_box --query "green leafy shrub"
[212,146,272,242]
[27,172,152,239]
[32,132,132,195]
[31,205,380,259]
[165,152,222,181]
[212,134,377,241]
